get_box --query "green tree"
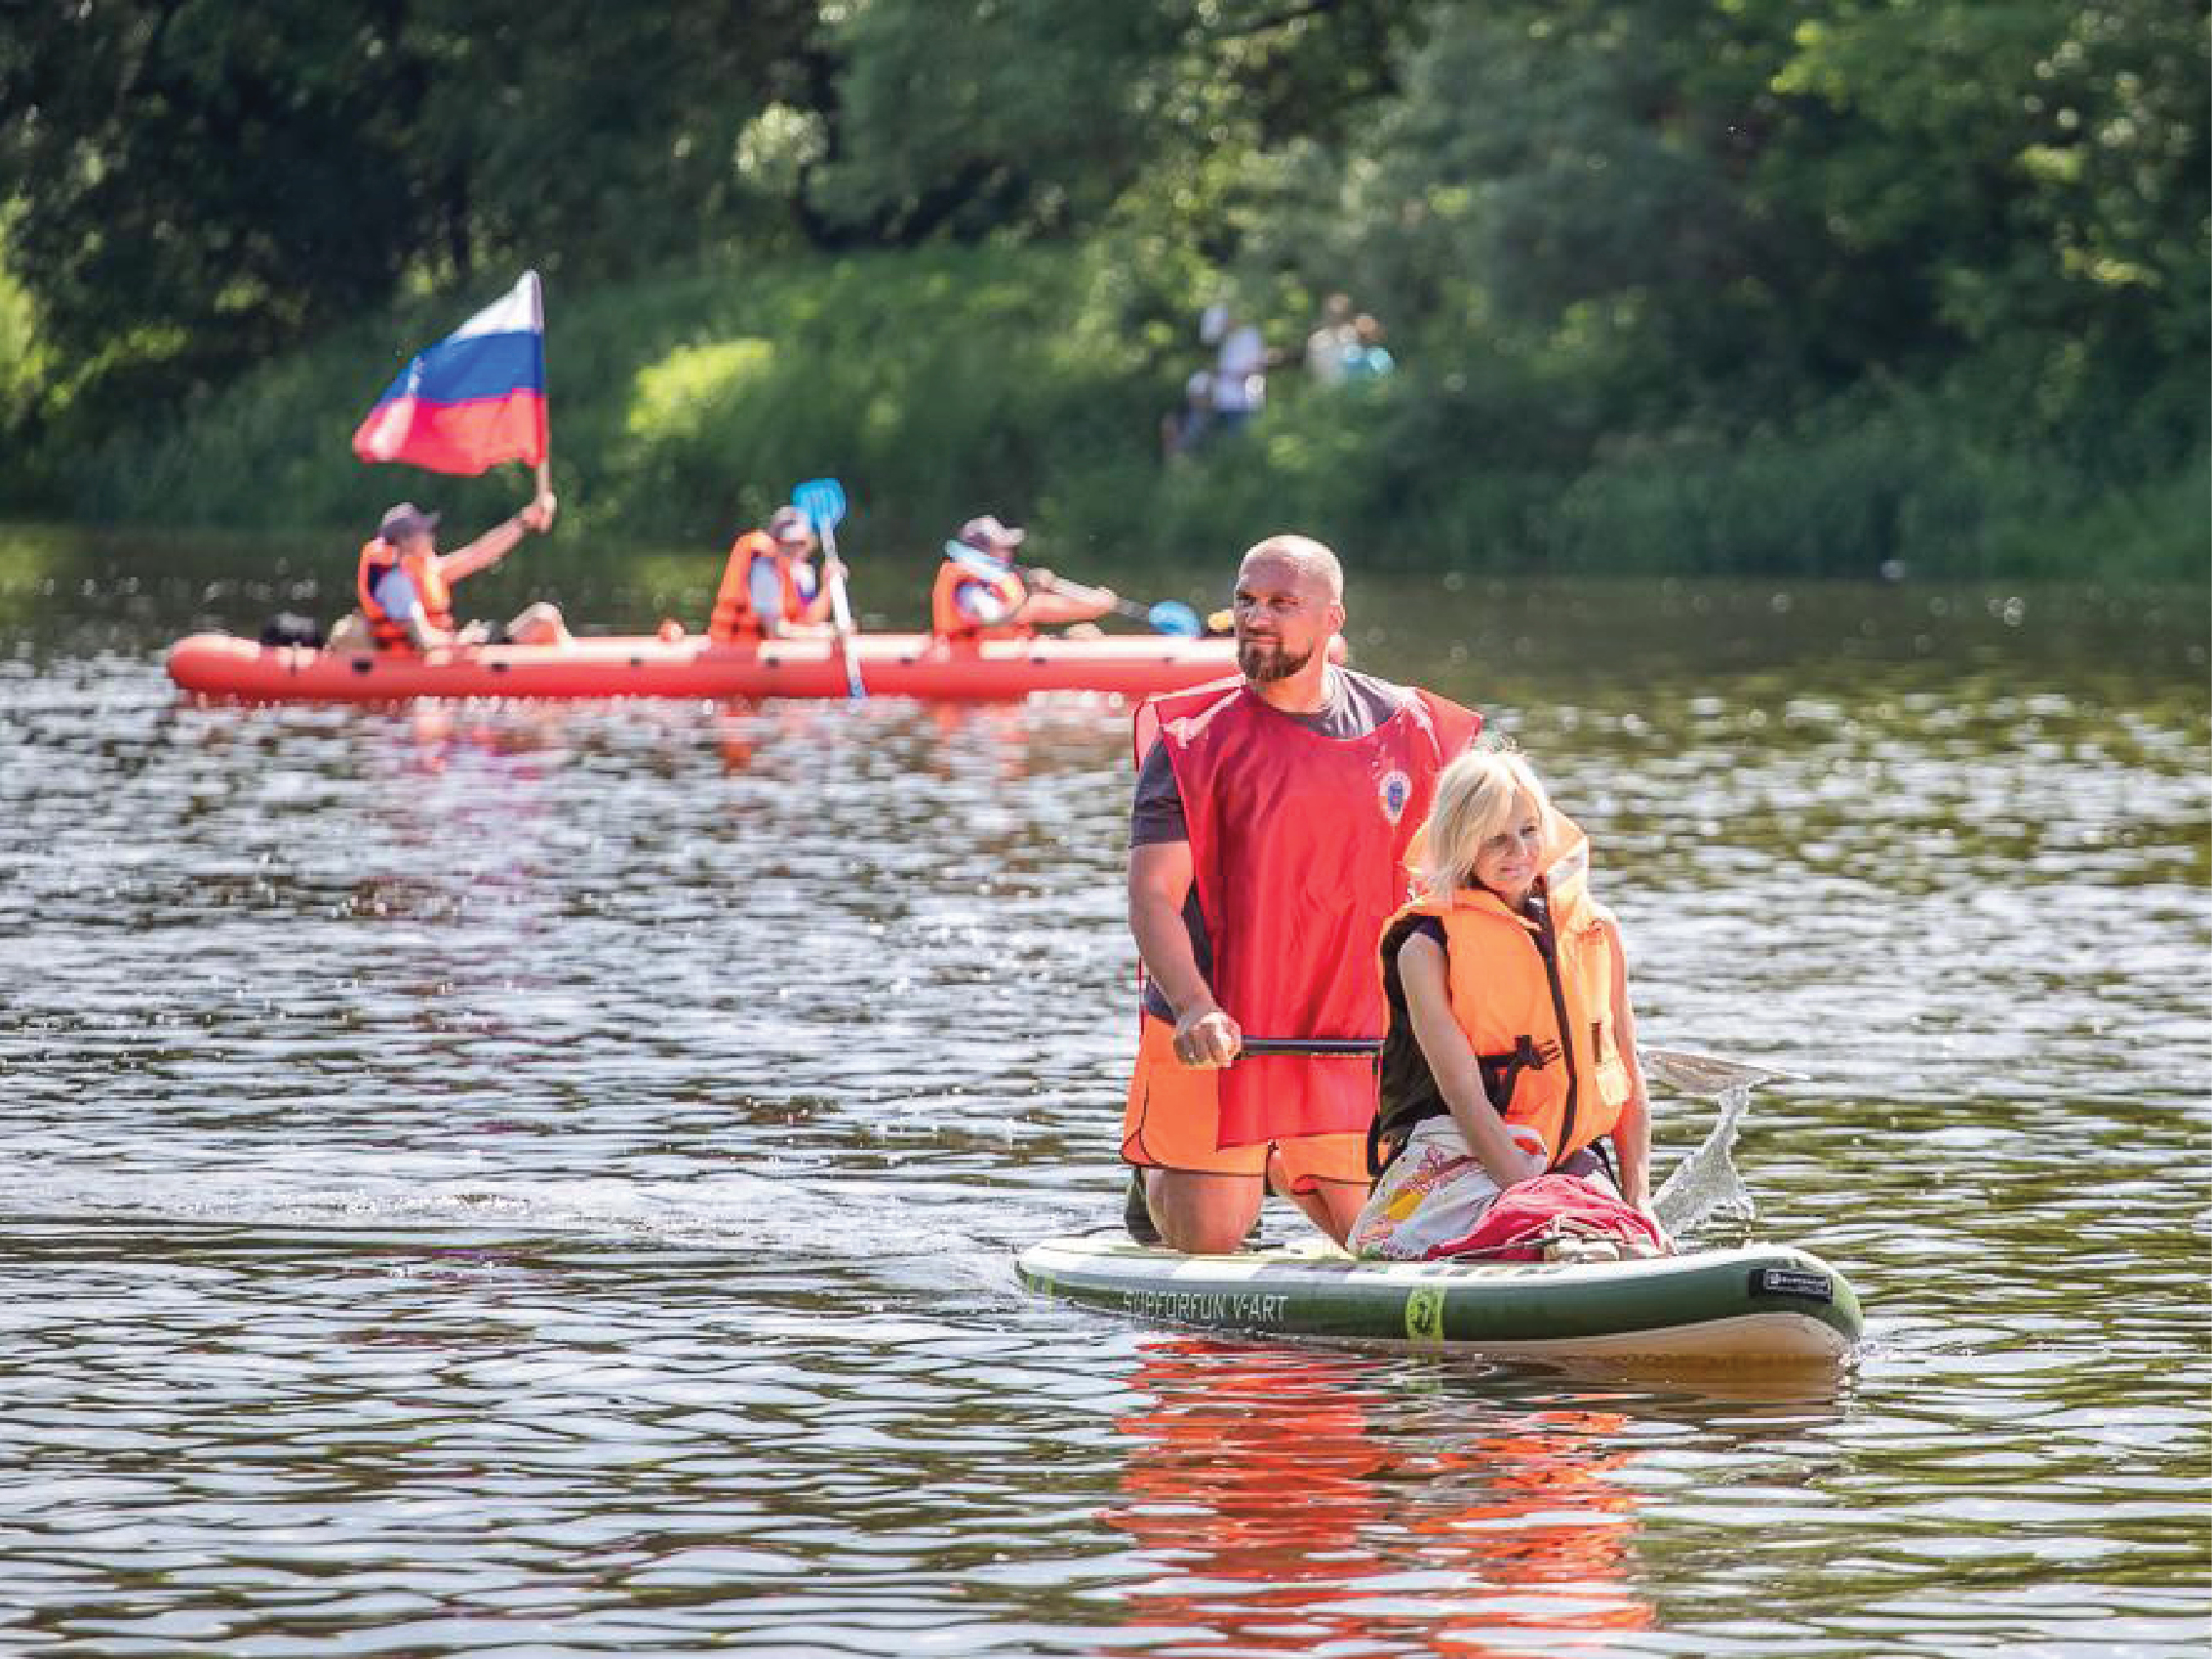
[805,0,1427,243]
[0,0,822,415]
[0,4,420,391]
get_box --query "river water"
[2,526,2206,1657]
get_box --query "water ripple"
[1,550,2206,1656]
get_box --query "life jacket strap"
[1477,1033,1560,1109]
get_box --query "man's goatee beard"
[1238,640,1313,683]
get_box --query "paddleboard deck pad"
[1018,1234,1862,1363]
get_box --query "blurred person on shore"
[1163,370,1214,461]
[1201,304,1269,437]
[1341,314,1395,383]
[1306,294,1357,386]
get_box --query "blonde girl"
[1351,744,1658,1260]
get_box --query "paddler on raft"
[708,504,841,644]
[347,493,568,652]
[1122,533,1482,1252]
[931,515,1117,640]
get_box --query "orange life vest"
[1372,822,1631,1169]
[931,558,1029,640]
[356,540,454,653]
[712,531,828,643]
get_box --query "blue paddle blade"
[1148,601,1203,638]
[793,478,847,532]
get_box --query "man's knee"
[1145,1168,1261,1255]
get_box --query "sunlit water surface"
[2,528,2206,1657]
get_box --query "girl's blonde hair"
[1416,741,1556,896]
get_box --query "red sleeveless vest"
[1141,673,1481,1146]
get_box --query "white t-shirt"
[747,554,819,621]
[1307,324,1353,383]
[1212,325,1266,413]
[369,566,420,621]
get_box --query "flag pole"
[533,270,551,506]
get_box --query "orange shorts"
[1120,1015,1369,1192]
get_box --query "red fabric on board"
[1426,1173,1666,1262]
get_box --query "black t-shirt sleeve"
[1129,738,1187,847]
[1402,915,1447,950]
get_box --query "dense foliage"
[2,0,2203,577]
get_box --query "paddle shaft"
[814,515,865,699]
[1234,1042,1795,1084]
[1021,568,1201,631]
[1026,570,1141,619]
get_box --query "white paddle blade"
[1641,1047,1803,1097]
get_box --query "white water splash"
[1642,1046,1799,1240]
[1651,1078,1757,1239]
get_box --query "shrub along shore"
[18,242,2195,585]
[3,3,2200,582]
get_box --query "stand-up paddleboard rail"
[1017,1234,1863,1363]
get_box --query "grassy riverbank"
[10,240,2205,582]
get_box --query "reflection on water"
[1110,1339,1656,1656]
[0,526,2206,1656]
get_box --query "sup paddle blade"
[1146,601,1202,638]
[1642,1047,1803,1095]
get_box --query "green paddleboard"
[1018,1233,1863,1363]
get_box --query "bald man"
[1122,535,1483,1253]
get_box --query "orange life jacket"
[712,531,823,643]
[931,558,1029,640]
[1372,822,1631,1169]
[357,540,454,653]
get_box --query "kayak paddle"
[794,477,865,699]
[944,543,1201,638]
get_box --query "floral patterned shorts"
[1350,1117,1620,1260]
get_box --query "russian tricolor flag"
[352,272,547,475]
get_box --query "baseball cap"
[768,504,815,544]
[376,502,440,543]
[957,514,1026,554]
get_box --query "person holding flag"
[345,271,567,653]
[355,495,565,652]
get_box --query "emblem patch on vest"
[1378,769,1412,824]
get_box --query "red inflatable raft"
[165,631,1249,703]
